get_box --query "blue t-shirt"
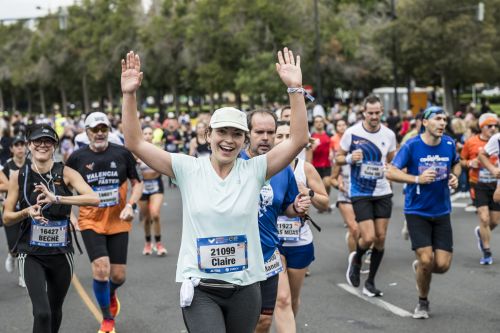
[392,135,459,217]
[240,150,299,261]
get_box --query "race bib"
[197,235,248,273]
[94,185,120,207]
[143,179,160,194]
[30,219,68,247]
[360,161,384,180]
[479,168,496,183]
[418,162,448,182]
[264,248,283,278]
[277,216,301,242]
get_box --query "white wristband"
[415,176,419,184]
[345,154,353,165]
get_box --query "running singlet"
[66,143,141,235]
[461,135,498,185]
[340,123,396,198]
[240,150,298,262]
[171,154,267,286]
[392,135,459,217]
[311,132,331,168]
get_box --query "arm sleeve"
[253,154,268,187]
[171,153,196,188]
[391,143,410,170]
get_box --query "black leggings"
[182,281,261,333]
[19,253,74,333]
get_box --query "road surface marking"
[72,275,103,323]
[337,283,413,318]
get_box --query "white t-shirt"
[484,133,500,160]
[171,154,268,285]
[340,122,396,198]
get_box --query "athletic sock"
[354,244,369,265]
[483,248,492,258]
[419,297,428,302]
[154,235,161,243]
[366,248,385,283]
[93,279,112,319]
[110,280,124,297]
[145,235,152,242]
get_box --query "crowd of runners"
[0,47,499,332]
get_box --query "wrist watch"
[308,189,315,198]
[127,203,137,210]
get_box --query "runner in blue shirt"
[240,109,310,333]
[386,106,461,319]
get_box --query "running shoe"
[5,253,15,273]
[480,255,493,265]
[305,269,311,277]
[413,300,430,319]
[142,242,153,256]
[110,293,121,318]
[464,204,477,212]
[155,243,168,256]
[346,252,360,287]
[401,220,409,240]
[362,280,383,297]
[474,226,484,252]
[98,319,116,333]
[18,274,26,288]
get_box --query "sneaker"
[362,280,383,297]
[413,300,430,319]
[364,249,372,265]
[401,220,409,240]
[305,269,311,277]
[98,318,116,333]
[5,254,15,273]
[480,256,493,265]
[110,293,121,318]
[464,204,477,212]
[18,274,26,288]
[155,243,168,256]
[346,252,360,287]
[142,242,153,256]
[474,226,484,252]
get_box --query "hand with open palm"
[276,47,302,88]
[121,51,143,94]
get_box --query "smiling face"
[481,122,498,139]
[248,113,276,156]
[207,126,246,165]
[28,138,56,163]
[423,114,448,138]
[86,124,109,151]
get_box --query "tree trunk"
[0,87,3,111]
[106,81,113,112]
[39,84,47,115]
[82,75,90,114]
[157,89,165,122]
[217,91,223,109]
[235,91,242,111]
[60,86,68,116]
[11,90,16,111]
[209,93,215,113]
[441,74,454,114]
[26,87,32,116]
[173,85,180,116]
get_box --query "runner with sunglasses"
[66,112,143,333]
[3,124,99,333]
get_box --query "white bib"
[30,219,68,247]
[143,179,160,194]
[360,161,384,180]
[197,235,248,274]
[264,248,283,278]
[94,185,120,207]
[277,216,301,242]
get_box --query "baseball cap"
[28,125,59,143]
[479,113,498,128]
[210,107,249,132]
[85,112,111,129]
[11,135,27,146]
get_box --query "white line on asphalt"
[451,202,468,208]
[337,283,413,318]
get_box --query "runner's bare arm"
[266,48,308,180]
[385,164,418,184]
[304,161,330,211]
[55,166,100,206]
[0,170,8,192]
[121,51,175,178]
[2,171,41,225]
[335,148,349,166]
[478,150,499,176]
[127,178,143,206]
[386,150,396,164]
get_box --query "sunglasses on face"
[32,138,56,147]
[89,126,109,133]
[486,125,498,129]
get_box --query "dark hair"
[277,120,290,128]
[334,118,347,128]
[363,95,382,109]
[142,125,153,131]
[247,109,277,132]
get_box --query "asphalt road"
[1,181,499,333]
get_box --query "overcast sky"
[0,0,152,20]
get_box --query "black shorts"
[260,274,279,315]
[140,177,164,201]
[405,214,453,252]
[315,167,332,179]
[351,195,393,222]
[81,230,129,264]
[474,183,500,211]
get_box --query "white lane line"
[337,283,413,318]
[451,202,468,208]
